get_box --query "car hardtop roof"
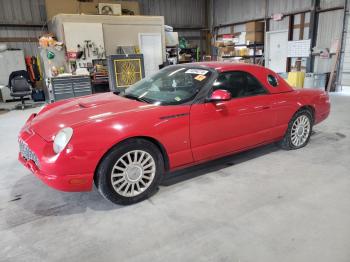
[183,62,267,73]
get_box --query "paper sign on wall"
[287,39,311,58]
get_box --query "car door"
[190,70,276,162]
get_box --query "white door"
[266,30,288,73]
[138,33,162,77]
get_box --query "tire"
[95,139,164,205]
[279,109,313,150]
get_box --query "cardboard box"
[246,21,264,32]
[218,46,235,56]
[214,41,225,47]
[223,46,235,53]
[246,32,264,43]
[45,0,140,20]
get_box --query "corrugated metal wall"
[320,0,345,9]
[0,27,43,56]
[269,16,290,31]
[139,0,206,28]
[0,0,206,56]
[267,0,312,16]
[0,0,347,74]
[213,0,265,26]
[0,0,46,24]
[211,0,313,27]
[138,0,207,53]
[211,0,345,74]
[314,9,344,73]
[339,11,350,86]
[0,0,46,56]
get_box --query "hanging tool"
[83,47,86,60]
[84,40,91,58]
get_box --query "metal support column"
[337,0,349,90]
[307,0,320,72]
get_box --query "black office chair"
[8,70,33,110]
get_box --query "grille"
[19,139,40,167]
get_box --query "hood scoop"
[78,100,114,108]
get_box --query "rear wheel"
[95,139,164,205]
[279,109,313,150]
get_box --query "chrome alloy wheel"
[291,115,311,147]
[110,150,156,197]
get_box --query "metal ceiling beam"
[0,23,46,28]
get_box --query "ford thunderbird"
[18,63,330,204]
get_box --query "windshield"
[121,66,212,105]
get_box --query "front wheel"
[279,109,313,150]
[95,139,164,205]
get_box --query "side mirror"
[208,89,232,102]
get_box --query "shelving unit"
[166,45,179,65]
[178,47,199,63]
[216,42,264,64]
[223,43,264,64]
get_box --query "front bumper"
[18,119,98,192]
[18,153,92,191]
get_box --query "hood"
[30,92,154,141]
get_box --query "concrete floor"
[0,94,350,262]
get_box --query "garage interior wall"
[338,0,350,88]
[211,0,346,74]
[0,0,347,76]
[0,0,46,56]
[139,0,207,52]
[314,9,344,73]
[0,0,207,57]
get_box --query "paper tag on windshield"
[185,69,208,75]
[195,75,206,81]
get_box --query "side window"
[213,71,267,98]
[245,73,267,96]
[267,74,278,87]
[213,71,246,98]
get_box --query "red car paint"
[18,63,330,192]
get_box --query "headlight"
[53,127,73,154]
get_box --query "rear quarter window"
[267,75,278,87]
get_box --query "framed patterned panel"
[107,54,145,91]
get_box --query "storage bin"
[314,74,327,90]
[287,72,305,89]
[304,73,314,88]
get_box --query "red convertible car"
[18,63,330,204]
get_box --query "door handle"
[262,106,270,110]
